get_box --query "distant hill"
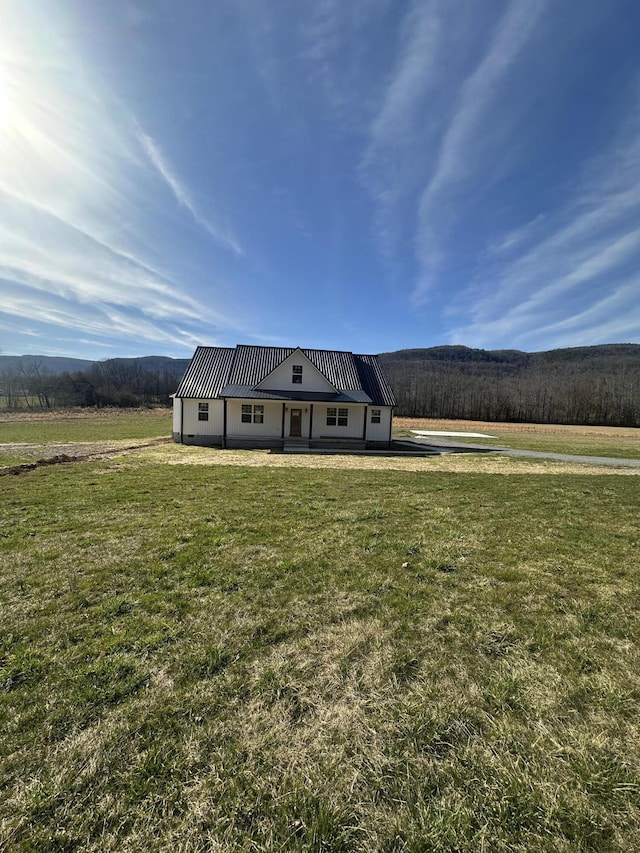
[0,354,94,374]
[378,344,640,426]
[379,343,640,368]
[0,354,191,375]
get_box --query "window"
[371,409,381,424]
[327,407,348,427]
[292,364,303,384]
[198,402,209,421]
[242,404,264,424]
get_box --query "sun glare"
[0,72,11,130]
[0,55,20,138]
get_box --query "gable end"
[256,348,339,393]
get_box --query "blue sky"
[1,0,640,359]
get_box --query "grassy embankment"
[1,412,639,850]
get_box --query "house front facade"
[172,345,396,449]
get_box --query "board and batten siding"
[310,404,364,440]
[226,400,282,438]
[181,399,225,437]
[365,406,393,443]
[257,352,336,394]
[172,396,181,439]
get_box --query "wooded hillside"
[1,345,639,426]
[379,344,640,427]
[0,356,190,410]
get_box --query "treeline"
[379,344,640,427]
[3,344,639,426]
[0,359,183,409]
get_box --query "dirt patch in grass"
[0,438,171,476]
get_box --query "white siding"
[311,404,364,440]
[176,398,392,445]
[182,399,224,436]
[365,406,393,443]
[257,351,336,393]
[227,400,283,437]
[172,397,181,436]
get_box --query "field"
[394,417,640,460]
[0,409,173,467]
[1,412,639,851]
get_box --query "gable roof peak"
[255,346,340,393]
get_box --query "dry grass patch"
[394,416,640,438]
[131,442,640,476]
[0,406,172,423]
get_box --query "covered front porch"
[222,397,367,449]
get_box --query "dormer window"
[292,365,303,384]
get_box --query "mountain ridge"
[0,354,192,375]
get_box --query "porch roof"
[219,385,371,403]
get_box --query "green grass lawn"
[0,409,171,445]
[1,454,639,851]
[0,410,172,467]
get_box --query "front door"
[289,408,302,437]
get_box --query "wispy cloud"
[446,90,640,349]
[359,0,546,285]
[0,2,245,355]
[487,214,548,258]
[134,125,243,256]
[300,0,393,122]
[1,281,206,352]
[359,1,443,260]
[359,0,639,349]
[515,278,640,345]
[0,182,233,325]
[413,0,547,302]
[363,3,441,159]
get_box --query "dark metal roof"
[219,385,371,403]
[354,354,397,406]
[175,345,396,406]
[228,346,293,385]
[229,345,362,391]
[174,346,235,398]
[303,349,362,390]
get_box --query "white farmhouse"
[172,345,396,449]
